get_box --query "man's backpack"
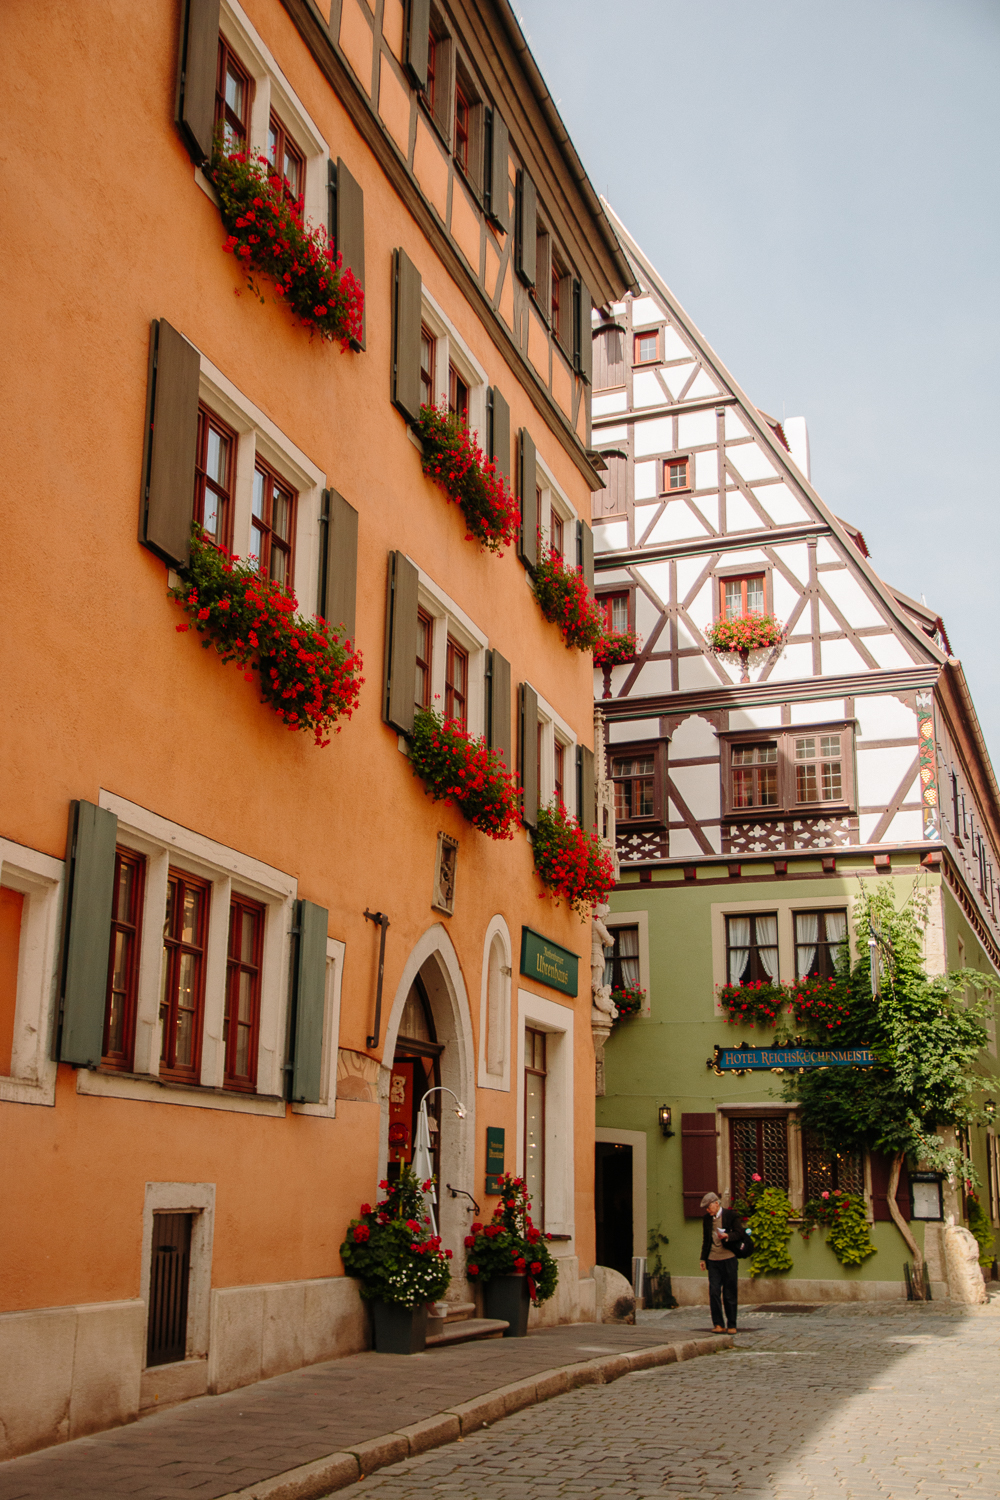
[734,1226,754,1260]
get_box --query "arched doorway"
[381,929,476,1265]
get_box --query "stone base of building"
[527,1256,596,1328]
[670,1275,950,1307]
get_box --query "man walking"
[699,1191,742,1333]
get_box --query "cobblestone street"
[335,1304,1000,1500]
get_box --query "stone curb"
[217,1335,732,1500]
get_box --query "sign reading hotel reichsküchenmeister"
[709,1044,877,1073]
[520,928,578,997]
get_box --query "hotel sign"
[519,928,578,997]
[709,1044,877,1073]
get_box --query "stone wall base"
[527,1256,596,1328]
[208,1275,369,1394]
[669,1275,950,1306]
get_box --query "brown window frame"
[603,923,640,992]
[102,847,146,1071]
[251,455,297,589]
[634,329,659,365]
[730,1114,790,1202]
[421,8,453,141]
[224,894,265,1092]
[448,362,469,421]
[554,739,565,805]
[725,912,779,987]
[524,1027,547,1228]
[444,635,468,729]
[610,741,667,828]
[415,608,432,713]
[160,869,210,1085]
[266,110,306,204]
[454,78,470,174]
[194,403,236,551]
[720,724,856,819]
[550,510,564,559]
[664,455,692,493]
[803,1128,865,1201]
[420,324,436,409]
[215,36,253,149]
[596,585,635,635]
[718,572,767,619]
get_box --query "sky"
[519,0,1000,765]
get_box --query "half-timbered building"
[592,209,1000,1304]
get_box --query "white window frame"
[535,451,578,559]
[0,839,64,1107]
[418,287,489,443]
[140,1182,216,1368]
[600,909,651,1017]
[710,894,857,1015]
[291,937,346,1118]
[413,563,489,739]
[197,354,326,624]
[532,686,578,820]
[477,915,512,1092]
[516,989,574,1241]
[201,0,330,231]
[76,792,297,1117]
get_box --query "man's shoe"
[727,1326,737,1333]
[712,1324,725,1332]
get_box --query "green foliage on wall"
[746,1186,795,1278]
[801,1191,877,1267]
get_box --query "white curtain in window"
[756,915,778,980]
[795,912,819,978]
[825,910,848,963]
[727,918,751,984]
[617,927,640,987]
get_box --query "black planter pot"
[371,1299,428,1354]
[483,1274,531,1337]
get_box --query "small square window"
[666,457,690,491]
[634,331,659,364]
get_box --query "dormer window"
[634,330,658,364]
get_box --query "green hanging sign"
[485,1126,505,1195]
[708,1044,877,1074]
[519,927,578,997]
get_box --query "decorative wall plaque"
[432,833,458,914]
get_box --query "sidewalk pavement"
[0,1319,733,1500]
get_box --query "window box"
[411,404,519,555]
[531,539,604,652]
[408,707,520,840]
[719,725,856,819]
[531,801,615,918]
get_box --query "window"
[160,871,209,1084]
[454,80,470,173]
[448,362,469,420]
[599,591,630,634]
[267,111,305,202]
[550,511,564,558]
[425,30,437,114]
[251,458,296,587]
[794,735,843,804]
[731,743,778,810]
[224,896,264,1091]
[534,227,551,320]
[524,1027,546,1227]
[216,38,252,148]
[666,457,690,491]
[195,404,236,550]
[726,913,778,985]
[415,609,432,712]
[420,325,435,408]
[550,247,569,344]
[794,910,848,979]
[612,753,655,822]
[603,925,640,991]
[721,574,766,619]
[445,636,468,728]
[554,740,565,804]
[102,848,145,1071]
[730,1116,789,1200]
[634,330,658,364]
[803,1129,864,1201]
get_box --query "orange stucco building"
[0,0,631,1458]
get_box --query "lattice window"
[730,1116,789,1201]
[803,1130,865,1200]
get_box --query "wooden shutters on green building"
[392,249,423,423]
[488,387,510,483]
[485,109,510,232]
[519,683,539,830]
[141,319,200,569]
[59,801,118,1067]
[330,158,366,350]
[174,0,220,165]
[576,745,595,834]
[318,489,359,645]
[486,649,511,770]
[681,1113,719,1218]
[515,170,537,287]
[383,551,419,735]
[290,899,328,1104]
[518,429,537,570]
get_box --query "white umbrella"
[414,1087,467,1237]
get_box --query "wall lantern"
[658,1105,674,1138]
[985,1099,997,1121]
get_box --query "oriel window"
[224,896,264,1091]
[524,1028,547,1227]
[251,459,296,588]
[194,404,235,550]
[731,743,778,809]
[102,848,145,1071]
[444,636,467,728]
[726,913,778,985]
[612,753,655,821]
[722,574,766,619]
[794,910,848,979]
[160,871,209,1083]
[794,735,843,804]
[216,39,252,149]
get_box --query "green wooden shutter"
[405,0,430,88]
[174,0,220,165]
[519,683,539,830]
[335,158,366,351]
[319,488,358,645]
[392,248,423,423]
[486,108,510,232]
[383,551,419,734]
[577,745,595,834]
[518,428,537,570]
[515,170,536,287]
[291,899,329,1104]
[577,518,594,592]
[577,281,593,383]
[141,319,199,568]
[59,801,118,1067]
[487,649,512,770]
[489,386,510,483]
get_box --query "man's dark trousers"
[707,1257,738,1329]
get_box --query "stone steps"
[424,1317,509,1348]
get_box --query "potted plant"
[412,404,520,554]
[716,979,786,1029]
[531,539,605,652]
[611,984,645,1020]
[531,800,616,919]
[340,1167,453,1353]
[706,612,784,682]
[464,1175,558,1336]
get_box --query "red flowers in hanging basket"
[716,980,786,1028]
[788,975,850,1032]
[531,801,616,919]
[412,404,520,554]
[706,612,785,654]
[531,539,605,652]
[612,984,645,1019]
[407,707,520,839]
[210,142,363,349]
[593,629,640,668]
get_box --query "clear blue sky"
[521,0,1000,765]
